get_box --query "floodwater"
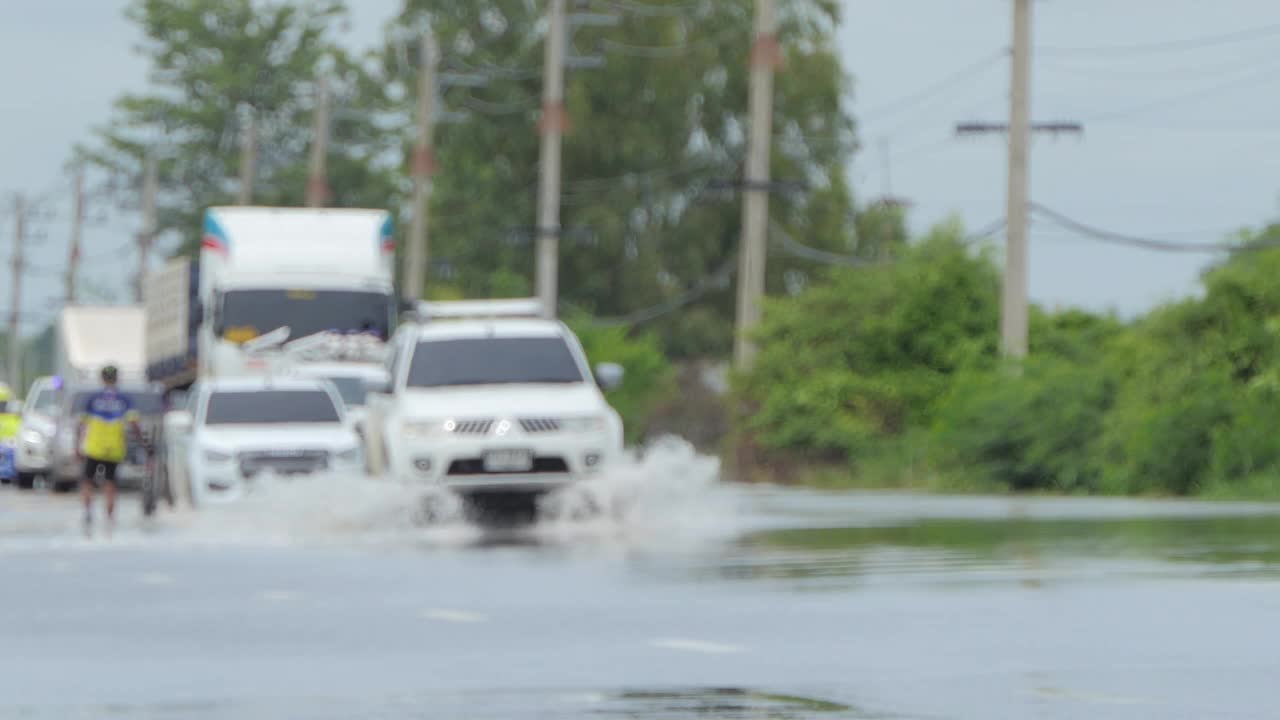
[2,438,1278,719]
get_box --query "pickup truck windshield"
[407,337,584,387]
[205,390,341,425]
[218,289,393,344]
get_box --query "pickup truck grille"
[518,418,562,433]
[447,457,569,476]
[239,450,329,477]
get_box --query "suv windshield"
[204,390,341,425]
[218,289,393,344]
[70,389,166,416]
[407,337,584,388]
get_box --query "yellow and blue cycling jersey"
[80,389,138,463]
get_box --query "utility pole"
[135,153,158,303]
[306,75,330,208]
[535,0,568,319]
[405,29,438,304]
[7,195,24,390]
[237,105,258,205]
[733,0,779,369]
[955,0,1081,359]
[66,167,84,304]
[1003,0,1032,359]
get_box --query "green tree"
[384,0,862,356]
[84,0,402,255]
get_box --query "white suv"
[363,300,624,505]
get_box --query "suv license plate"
[483,449,534,473]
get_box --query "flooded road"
[2,443,1278,719]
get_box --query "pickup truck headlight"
[560,416,607,433]
[204,449,234,463]
[401,420,454,438]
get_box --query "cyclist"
[76,365,146,531]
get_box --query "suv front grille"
[239,450,329,477]
[453,419,495,435]
[518,418,562,433]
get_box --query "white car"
[13,376,59,489]
[164,376,364,506]
[363,299,625,510]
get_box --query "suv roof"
[408,318,566,341]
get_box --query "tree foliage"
[84,0,402,255]
[733,220,998,461]
[383,0,864,356]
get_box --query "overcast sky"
[3,0,1278,336]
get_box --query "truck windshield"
[218,289,393,343]
[407,337,584,388]
[205,390,341,425]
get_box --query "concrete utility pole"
[1003,0,1032,359]
[7,195,25,390]
[535,0,568,319]
[66,167,85,303]
[733,0,779,369]
[404,30,438,304]
[135,154,158,303]
[306,76,331,208]
[237,106,258,206]
[955,0,1081,360]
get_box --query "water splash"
[0,436,732,554]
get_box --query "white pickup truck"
[361,299,624,520]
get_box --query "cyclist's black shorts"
[84,458,119,487]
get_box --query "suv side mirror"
[594,362,624,391]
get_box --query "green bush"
[931,356,1112,493]
[732,220,1000,465]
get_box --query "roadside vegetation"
[731,221,1280,498]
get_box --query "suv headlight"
[336,446,362,463]
[561,416,607,433]
[204,449,234,463]
[401,420,454,438]
[21,429,45,445]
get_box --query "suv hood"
[199,424,358,452]
[399,384,608,419]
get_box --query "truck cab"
[147,207,398,391]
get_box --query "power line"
[1085,58,1280,122]
[859,51,1006,121]
[1029,203,1280,253]
[1041,21,1280,56]
[566,256,736,328]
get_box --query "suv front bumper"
[389,432,619,494]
